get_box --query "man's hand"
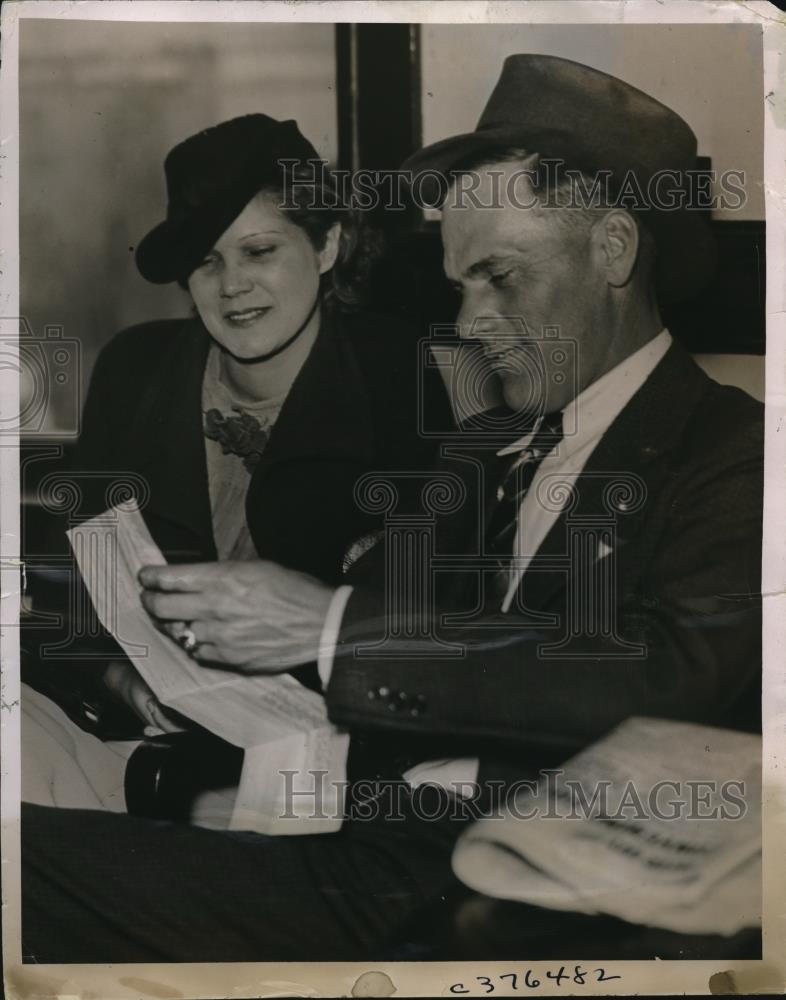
[102,660,186,734]
[138,561,335,674]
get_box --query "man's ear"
[593,210,640,289]
[318,223,342,274]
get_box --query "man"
[21,55,762,962]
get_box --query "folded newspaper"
[67,501,349,835]
[452,717,761,936]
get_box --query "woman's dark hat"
[136,114,320,284]
[402,54,718,303]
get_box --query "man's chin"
[501,379,540,416]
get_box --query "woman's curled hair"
[263,165,382,310]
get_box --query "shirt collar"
[498,329,673,458]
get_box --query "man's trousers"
[21,784,470,963]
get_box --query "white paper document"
[67,502,349,834]
[452,717,761,936]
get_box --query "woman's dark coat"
[25,308,453,734]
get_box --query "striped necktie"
[486,411,564,599]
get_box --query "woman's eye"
[246,245,276,259]
[198,255,217,269]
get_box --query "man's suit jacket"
[25,306,453,733]
[327,342,763,782]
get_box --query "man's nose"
[219,260,254,298]
[456,294,484,340]
[456,296,500,342]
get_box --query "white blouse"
[201,344,286,561]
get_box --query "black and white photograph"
[1,2,784,996]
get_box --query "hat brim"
[402,127,717,305]
[135,190,258,285]
[402,126,536,180]
[137,115,321,285]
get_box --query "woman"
[22,113,453,817]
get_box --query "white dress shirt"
[319,329,673,793]
[498,328,672,610]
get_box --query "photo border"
[2,2,784,996]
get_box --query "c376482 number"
[449,966,623,993]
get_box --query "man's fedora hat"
[403,54,718,302]
[136,114,320,284]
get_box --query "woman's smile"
[223,305,273,327]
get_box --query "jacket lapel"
[432,405,536,554]
[130,320,216,562]
[256,310,376,469]
[246,311,377,578]
[434,443,509,556]
[519,342,711,611]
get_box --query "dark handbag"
[124,730,244,822]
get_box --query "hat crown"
[136,113,320,283]
[400,53,715,304]
[162,114,319,220]
[475,54,697,173]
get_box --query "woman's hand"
[102,660,186,734]
[138,560,336,674]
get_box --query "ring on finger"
[169,620,188,640]
[177,624,200,655]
